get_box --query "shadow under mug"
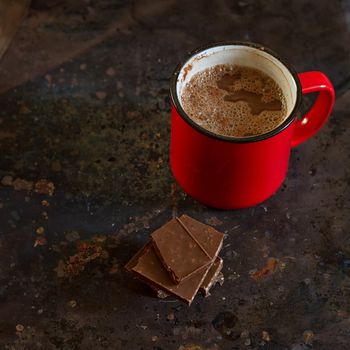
[170,42,335,209]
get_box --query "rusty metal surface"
[0,0,349,349]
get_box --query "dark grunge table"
[0,1,349,349]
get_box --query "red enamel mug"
[170,42,335,209]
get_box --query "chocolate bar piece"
[151,215,224,283]
[150,256,224,299]
[200,257,224,297]
[126,242,212,305]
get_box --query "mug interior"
[175,43,299,139]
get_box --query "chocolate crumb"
[34,236,47,247]
[13,178,33,191]
[34,179,55,196]
[16,324,24,332]
[1,175,13,186]
[36,226,45,235]
[68,300,77,308]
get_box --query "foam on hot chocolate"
[180,64,287,137]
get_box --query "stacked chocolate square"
[125,214,224,305]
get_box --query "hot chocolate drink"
[181,64,287,137]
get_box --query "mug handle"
[292,71,335,147]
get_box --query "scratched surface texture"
[0,0,349,349]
